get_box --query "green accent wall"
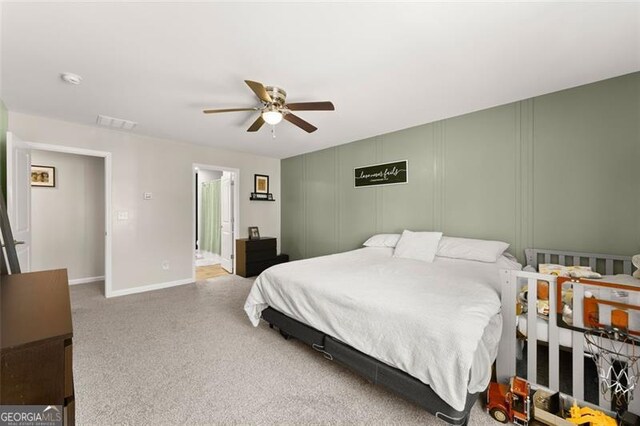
[0,100,7,198]
[281,72,640,261]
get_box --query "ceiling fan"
[203,80,335,133]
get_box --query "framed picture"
[354,160,408,188]
[248,226,261,240]
[254,174,269,194]
[31,165,56,187]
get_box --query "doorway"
[5,132,113,296]
[193,164,239,281]
[31,149,105,285]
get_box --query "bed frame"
[261,307,478,425]
[498,248,639,413]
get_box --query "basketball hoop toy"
[585,327,640,411]
[555,276,640,414]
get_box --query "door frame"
[192,163,240,279]
[21,141,113,297]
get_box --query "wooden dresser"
[236,237,288,277]
[1,269,75,425]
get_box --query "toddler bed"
[245,234,522,425]
[516,249,638,349]
[498,248,640,413]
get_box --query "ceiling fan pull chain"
[271,126,276,139]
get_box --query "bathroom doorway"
[193,164,239,280]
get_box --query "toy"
[487,376,530,424]
[487,377,619,426]
[567,401,616,425]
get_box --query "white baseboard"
[106,277,193,298]
[69,276,105,285]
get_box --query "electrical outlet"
[162,260,170,270]
[117,211,128,221]
[143,192,152,200]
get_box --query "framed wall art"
[354,160,408,188]
[31,165,56,188]
[254,174,269,194]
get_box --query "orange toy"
[537,280,549,300]
[612,309,629,330]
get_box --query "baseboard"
[69,276,105,285]
[106,277,193,298]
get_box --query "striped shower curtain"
[200,180,221,254]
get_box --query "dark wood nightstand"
[236,237,288,277]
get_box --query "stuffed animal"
[633,255,640,279]
[562,288,573,307]
[519,280,550,302]
[519,281,572,318]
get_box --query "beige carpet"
[70,276,496,425]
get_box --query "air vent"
[96,114,137,131]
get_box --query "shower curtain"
[201,180,221,255]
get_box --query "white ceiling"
[1,2,639,159]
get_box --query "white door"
[6,132,32,272]
[220,174,234,273]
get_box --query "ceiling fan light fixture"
[262,109,283,125]
[203,79,333,133]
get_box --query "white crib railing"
[497,249,638,413]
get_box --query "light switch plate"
[117,211,129,221]
[143,192,152,200]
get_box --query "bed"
[244,245,522,425]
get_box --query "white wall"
[198,169,222,183]
[9,111,281,295]
[31,149,105,281]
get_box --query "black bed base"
[261,307,479,425]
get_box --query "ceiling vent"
[96,114,137,131]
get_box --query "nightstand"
[236,237,289,277]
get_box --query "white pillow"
[363,234,401,248]
[436,237,509,263]
[393,230,443,263]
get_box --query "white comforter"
[244,247,521,411]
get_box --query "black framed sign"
[354,160,408,188]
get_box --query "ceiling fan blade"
[247,115,265,132]
[283,113,317,133]
[203,107,258,114]
[285,101,335,111]
[244,80,272,103]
